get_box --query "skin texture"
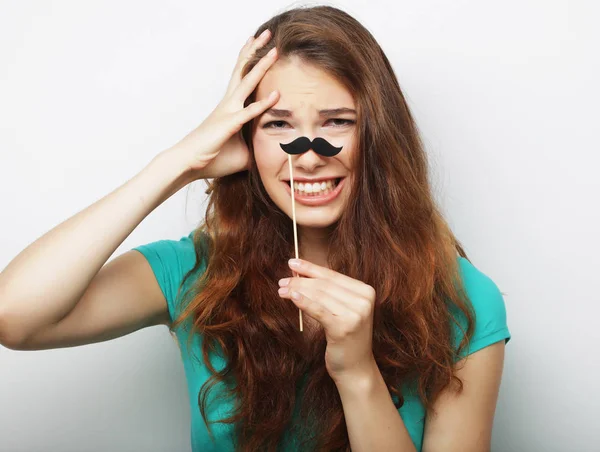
[252,56,357,268]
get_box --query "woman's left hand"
[278,258,377,384]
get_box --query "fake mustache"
[279,136,343,157]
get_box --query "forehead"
[255,57,355,110]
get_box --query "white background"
[1,1,598,451]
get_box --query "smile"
[282,178,345,206]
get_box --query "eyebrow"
[263,107,357,118]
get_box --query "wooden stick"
[288,154,303,331]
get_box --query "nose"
[291,135,327,172]
[293,149,328,172]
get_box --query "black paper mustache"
[279,136,343,157]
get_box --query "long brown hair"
[173,5,475,451]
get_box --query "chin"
[282,207,342,229]
[295,217,339,229]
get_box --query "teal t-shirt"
[133,231,511,451]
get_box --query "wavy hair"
[172,5,475,451]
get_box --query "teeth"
[291,178,340,196]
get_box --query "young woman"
[0,5,510,452]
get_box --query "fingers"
[234,45,278,102]
[287,259,375,300]
[226,29,273,97]
[234,89,279,126]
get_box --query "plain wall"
[1,1,598,451]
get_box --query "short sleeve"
[452,257,511,360]
[132,230,202,322]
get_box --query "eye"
[262,119,355,129]
[329,119,355,127]
[262,120,288,129]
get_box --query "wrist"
[136,150,193,208]
[148,149,196,187]
[154,147,194,180]
[332,356,380,392]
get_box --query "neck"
[297,225,334,268]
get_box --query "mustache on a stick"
[279,136,343,157]
[281,135,344,333]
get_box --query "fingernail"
[278,287,289,295]
[278,278,290,287]
[260,29,270,39]
[289,259,301,268]
[267,47,277,57]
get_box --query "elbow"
[0,307,28,350]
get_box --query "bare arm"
[0,30,282,350]
[336,359,418,452]
[422,341,505,452]
[0,149,191,349]
[335,341,505,451]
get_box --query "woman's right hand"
[167,29,280,180]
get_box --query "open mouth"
[284,177,343,194]
[282,177,346,206]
